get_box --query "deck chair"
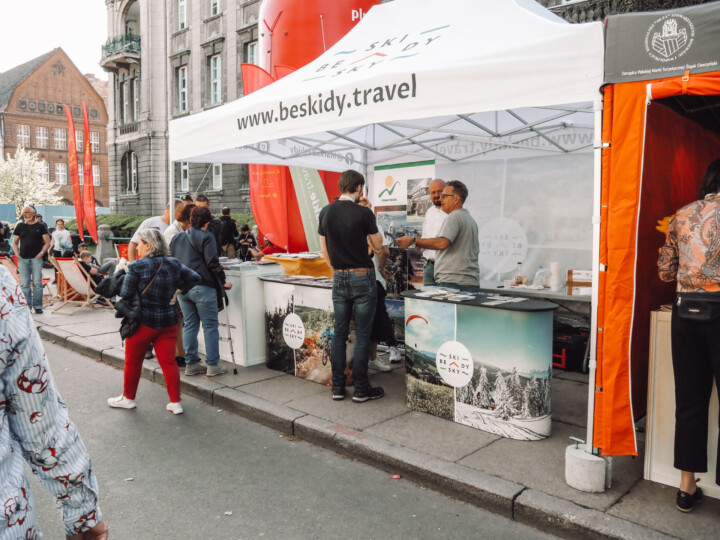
[3,256,54,306]
[51,257,113,315]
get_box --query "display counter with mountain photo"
[402,292,557,440]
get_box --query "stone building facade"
[101,0,715,217]
[0,48,109,208]
[102,0,260,217]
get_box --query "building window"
[75,130,83,152]
[246,41,258,65]
[133,77,140,121]
[54,128,67,150]
[91,132,100,152]
[79,167,84,185]
[180,162,189,191]
[210,54,222,105]
[40,160,50,182]
[178,0,187,30]
[212,163,222,190]
[122,151,138,194]
[55,163,67,185]
[210,0,219,17]
[178,66,188,113]
[36,127,49,149]
[16,125,30,147]
[122,81,130,123]
[93,165,100,186]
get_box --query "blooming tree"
[0,148,61,217]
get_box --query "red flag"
[65,106,84,240]
[82,103,98,243]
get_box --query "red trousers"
[124,323,181,403]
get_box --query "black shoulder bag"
[119,261,164,340]
[675,291,720,322]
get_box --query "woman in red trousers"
[108,228,200,415]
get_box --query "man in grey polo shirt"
[397,180,479,292]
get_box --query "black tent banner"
[605,2,720,84]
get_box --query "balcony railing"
[101,33,141,61]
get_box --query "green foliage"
[65,214,148,239]
[231,213,255,229]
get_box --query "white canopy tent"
[169,0,604,172]
[169,0,607,466]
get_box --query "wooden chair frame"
[51,256,113,315]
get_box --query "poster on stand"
[264,280,337,385]
[404,297,553,440]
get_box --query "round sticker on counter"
[282,313,305,349]
[436,341,473,388]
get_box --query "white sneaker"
[108,395,136,409]
[368,358,392,372]
[389,347,401,363]
[166,402,184,415]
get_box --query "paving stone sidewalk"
[34,305,719,539]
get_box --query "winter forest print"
[404,297,553,441]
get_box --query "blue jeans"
[435,282,480,293]
[18,257,44,310]
[331,270,377,391]
[177,284,220,366]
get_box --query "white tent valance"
[169,0,604,171]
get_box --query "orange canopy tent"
[595,3,720,456]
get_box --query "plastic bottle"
[515,262,523,285]
[533,266,551,287]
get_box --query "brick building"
[0,48,109,208]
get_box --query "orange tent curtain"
[595,70,720,456]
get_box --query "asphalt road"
[29,340,557,540]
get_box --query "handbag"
[119,261,164,340]
[675,292,720,322]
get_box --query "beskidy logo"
[645,14,694,63]
[282,313,305,350]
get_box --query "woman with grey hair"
[108,227,201,415]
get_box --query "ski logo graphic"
[378,181,400,198]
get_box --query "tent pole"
[585,99,603,456]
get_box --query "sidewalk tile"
[458,421,643,511]
[365,410,500,462]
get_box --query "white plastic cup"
[503,279,513,288]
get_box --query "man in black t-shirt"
[318,170,384,403]
[12,206,51,314]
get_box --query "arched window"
[121,151,138,194]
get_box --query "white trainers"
[389,347,401,363]
[108,395,136,409]
[206,364,227,377]
[166,402,184,415]
[368,357,392,372]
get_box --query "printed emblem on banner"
[645,14,695,63]
[436,341,473,388]
[282,313,305,349]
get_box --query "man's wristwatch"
[409,236,417,248]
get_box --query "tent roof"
[169,0,604,170]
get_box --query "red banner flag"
[82,103,98,243]
[64,106,84,240]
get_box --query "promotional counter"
[646,310,719,500]
[260,275,335,384]
[197,262,284,366]
[401,289,557,441]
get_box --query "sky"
[0,0,108,79]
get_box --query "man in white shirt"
[128,199,184,262]
[400,179,447,285]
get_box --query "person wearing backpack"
[219,206,239,259]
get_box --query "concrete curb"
[47,332,671,539]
